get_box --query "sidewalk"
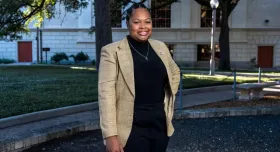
[174,90,234,110]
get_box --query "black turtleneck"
[126,35,168,106]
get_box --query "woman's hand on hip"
[106,136,124,152]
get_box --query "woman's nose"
[139,23,145,29]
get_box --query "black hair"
[125,3,150,22]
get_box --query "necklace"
[127,39,150,60]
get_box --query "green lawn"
[0,66,278,119]
[182,74,278,89]
[180,67,280,75]
[0,66,98,119]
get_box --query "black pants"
[123,103,169,152]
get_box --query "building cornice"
[28,27,280,32]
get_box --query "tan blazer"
[98,37,180,147]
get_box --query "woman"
[98,3,180,152]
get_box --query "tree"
[93,0,180,69]
[0,0,88,41]
[194,0,240,70]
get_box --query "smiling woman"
[98,3,180,152]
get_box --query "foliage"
[250,57,258,69]
[0,58,15,64]
[51,52,69,64]
[69,51,89,63]
[0,0,88,41]
[91,59,96,66]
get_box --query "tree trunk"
[218,2,231,71]
[94,0,112,70]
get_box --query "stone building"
[0,0,280,69]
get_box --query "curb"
[0,102,99,129]
[0,121,100,152]
[173,106,280,119]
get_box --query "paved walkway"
[174,90,234,110]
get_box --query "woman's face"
[127,8,152,42]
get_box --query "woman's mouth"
[138,32,148,36]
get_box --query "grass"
[0,66,98,119]
[182,74,279,89]
[180,67,280,75]
[0,65,279,119]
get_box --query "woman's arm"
[98,46,118,139]
[162,43,180,95]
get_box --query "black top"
[126,35,168,106]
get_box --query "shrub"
[249,57,257,69]
[0,58,15,64]
[51,52,69,64]
[92,59,96,66]
[70,51,89,64]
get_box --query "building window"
[200,6,221,27]
[197,44,220,61]
[151,0,171,28]
[110,0,122,27]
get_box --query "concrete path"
[174,90,234,110]
[0,62,33,66]
[174,85,280,110]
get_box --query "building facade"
[1,0,280,69]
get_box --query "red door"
[18,42,32,62]
[258,46,273,68]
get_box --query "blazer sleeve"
[162,43,181,95]
[98,46,118,139]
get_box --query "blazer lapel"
[148,39,173,94]
[117,37,135,97]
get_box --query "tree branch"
[15,0,46,24]
[227,0,239,15]
[152,0,179,10]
